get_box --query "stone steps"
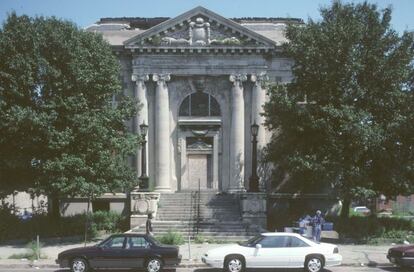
[147,191,257,241]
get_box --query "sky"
[0,0,413,33]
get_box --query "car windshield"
[238,235,263,247]
[97,236,113,247]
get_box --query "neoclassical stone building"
[88,6,299,194]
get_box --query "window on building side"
[179,92,220,117]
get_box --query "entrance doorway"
[178,91,221,191]
[187,153,212,190]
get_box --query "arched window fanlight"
[179,92,221,117]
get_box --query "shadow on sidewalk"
[194,269,336,272]
[376,267,414,271]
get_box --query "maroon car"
[56,233,181,272]
[387,244,414,268]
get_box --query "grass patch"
[8,240,47,260]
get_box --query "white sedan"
[202,232,342,272]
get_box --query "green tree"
[0,14,140,216]
[264,1,414,218]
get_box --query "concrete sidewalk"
[0,242,393,269]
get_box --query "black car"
[387,244,414,268]
[56,233,181,272]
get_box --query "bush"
[157,231,184,245]
[88,211,127,235]
[328,216,414,243]
[194,235,206,244]
[0,209,128,242]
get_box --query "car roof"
[111,233,148,237]
[261,232,303,238]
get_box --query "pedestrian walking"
[312,210,324,243]
[146,213,153,236]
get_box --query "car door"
[120,236,150,268]
[91,236,126,269]
[248,235,291,268]
[287,236,314,267]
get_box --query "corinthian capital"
[131,74,149,83]
[229,74,247,88]
[251,72,269,87]
[152,74,171,85]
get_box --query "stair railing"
[196,178,201,235]
[188,190,194,238]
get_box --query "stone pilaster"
[251,72,268,150]
[131,74,149,177]
[228,74,247,192]
[153,74,171,192]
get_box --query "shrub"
[88,211,126,234]
[157,231,184,245]
[328,216,414,243]
[194,235,206,244]
[0,210,127,242]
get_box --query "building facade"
[88,6,299,194]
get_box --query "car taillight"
[333,247,339,254]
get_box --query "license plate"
[389,257,396,263]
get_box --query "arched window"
[179,92,221,117]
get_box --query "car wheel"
[71,258,89,272]
[224,256,245,272]
[305,256,323,272]
[146,257,163,272]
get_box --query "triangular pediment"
[124,6,277,49]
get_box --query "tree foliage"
[0,14,139,201]
[264,1,414,216]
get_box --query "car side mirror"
[255,244,262,249]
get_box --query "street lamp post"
[249,122,260,192]
[139,122,149,191]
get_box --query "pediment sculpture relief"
[190,17,210,45]
[146,17,252,47]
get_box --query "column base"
[130,192,160,229]
[240,192,267,231]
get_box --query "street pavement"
[0,242,392,266]
[0,240,408,271]
[0,266,411,272]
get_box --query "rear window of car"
[289,237,310,247]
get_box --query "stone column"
[251,73,269,191]
[228,74,247,192]
[251,72,268,150]
[153,74,171,192]
[131,74,149,177]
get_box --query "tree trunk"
[340,196,351,219]
[48,196,60,219]
[84,196,91,247]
